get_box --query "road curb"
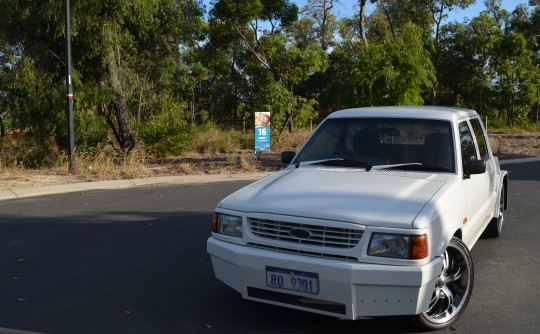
[1,157,539,201]
[499,157,540,165]
[0,172,273,201]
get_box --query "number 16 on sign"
[255,112,270,152]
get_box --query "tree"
[301,0,340,51]
[208,0,327,133]
[437,13,503,113]
[0,0,66,146]
[509,2,540,122]
[73,0,205,150]
[350,23,436,106]
[493,32,537,127]
[427,0,475,105]
[0,0,205,151]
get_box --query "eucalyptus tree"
[72,0,205,150]
[362,1,475,104]
[492,32,537,127]
[0,0,205,152]
[437,13,502,114]
[290,0,339,121]
[208,0,327,133]
[0,0,67,147]
[509,2,540,122]
[301,0,340,51]
[350,23,436,106]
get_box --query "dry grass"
[190,125,311,153]
[74,145,150,180]
[489,133,540,159]
[0,128,538,190]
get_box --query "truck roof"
[328,106,479,122]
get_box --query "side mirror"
[281,151,296,164]
[466,159,486,175]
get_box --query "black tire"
[413,237,474,330]
[483,184,505,238]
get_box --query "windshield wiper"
[305,158,372,170]
[376,163,450,172]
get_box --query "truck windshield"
[293,118,455,173]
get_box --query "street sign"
[255,112,271,152]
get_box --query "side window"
[459,121,478,161]
[470,118,489,160]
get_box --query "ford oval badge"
[289,228,311,239]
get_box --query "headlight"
[212,213,243,237]
[368,233,427,259]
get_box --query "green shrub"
[0,136,64,170]
[136,108,193,158]
[75,110,109,148]
[191,124,252,153]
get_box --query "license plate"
[266,266,319,294]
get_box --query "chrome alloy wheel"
[496,185,505,232]
[416,237,474,330]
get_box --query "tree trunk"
[0,111,6,138]
[191,88,196,126]
[506,104,515,128]
[280,111,294,134]
[114,92,136,150]
[359,0,368,47]
[107,37,136,151]
[381,2,396,38]
[479,83,484,115]
[536,87,540,123]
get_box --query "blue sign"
[255,112,270,152]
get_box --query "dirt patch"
[489,133,540,159]
[0,170,87,190]
[0,152,285,191]
[1,135,538,191]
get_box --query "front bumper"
[207,237,443,320]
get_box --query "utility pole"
[64,0,75,173]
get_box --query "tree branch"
[235,27,271,70]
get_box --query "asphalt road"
[0,162,539,334]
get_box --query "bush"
[137,108,193,158]
[75,109,109,148]
[0,135,64,170]
[191,124,252,153]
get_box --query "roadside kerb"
[499,157,540,165]
[1,156,538,202]
[0,172,273,201]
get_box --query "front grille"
[247,243,359,262]
[249,218,363,249]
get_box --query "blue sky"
[298,0,531,22]
[203,1,532,23]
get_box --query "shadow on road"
[0,209,425,334]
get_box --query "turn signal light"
[410,235,428,259]
[211,212,219,233]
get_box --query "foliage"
[1,0,539,170]
[350,23,435,106]
[136,103,193,157]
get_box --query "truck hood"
[218,167,447,228]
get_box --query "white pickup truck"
[207,106,508,330]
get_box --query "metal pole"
[64,0,75,173]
